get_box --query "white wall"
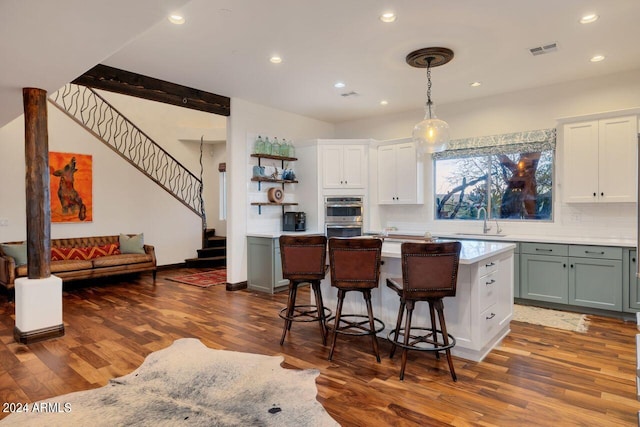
[96,90,227,234]
[226,98,334,284]
[335,69,640,240]
[0,94,210,265]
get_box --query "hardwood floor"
[1,268,639,426]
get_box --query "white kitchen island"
[319,239,516,362]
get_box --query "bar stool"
[279,235,331,345]
[327,237,385,362]
[386,241,461,381]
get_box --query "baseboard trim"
[226,281,247,291]
[14,324,65,344]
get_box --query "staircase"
[185,229,226,268]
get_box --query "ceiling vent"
[341,91,359,97]
[529,42,558,56]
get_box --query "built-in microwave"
[324,196,363,223]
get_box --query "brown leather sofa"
[0,235,156,293]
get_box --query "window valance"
[432,128,556,160]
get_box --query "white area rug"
[2,338,339,426]
[513,304,589,333]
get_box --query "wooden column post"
[23,88,51,279]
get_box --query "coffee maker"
[283,212,306,231]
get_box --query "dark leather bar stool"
[279,235,331,345]
[327,237,385,362]
[386,241,462,381]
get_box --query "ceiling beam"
[72,64,230,117]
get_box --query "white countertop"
[246,230,324,238]
[372,231,636,248]
[381,239,516,264]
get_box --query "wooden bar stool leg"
[328,289,345,361]
[400,300,414,381]
[280,282,297,345]
[436,299,457,382]
[428,300,440,360]
[311,281,328,345]
[390,300,405,359]
[364,290,381,363]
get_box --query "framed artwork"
[49,152,93,222]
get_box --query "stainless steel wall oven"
[324,196,363,238]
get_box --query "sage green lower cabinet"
[568,245,622,311]
[513,243,520,299]
[520,243,569,304]
[247,237,289,294]
[626,250,640,311]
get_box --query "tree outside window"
[435,150,553,220]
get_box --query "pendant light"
[407,47,454,154]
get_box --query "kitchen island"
[320,238,516,362]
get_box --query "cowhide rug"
[2,338,339,426]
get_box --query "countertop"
[246,230,323,238]
[372,231,636,248]
[381,239,516,264]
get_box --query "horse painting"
[49,153,92,222]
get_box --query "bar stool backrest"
[279,235,327,281]
[400,241,462,299]
[329,237,382,290]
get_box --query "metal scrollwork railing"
[50,83,203,217]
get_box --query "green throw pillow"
[1,243,27,266]
[119,233,145,254]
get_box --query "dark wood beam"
[73,64,230,117]
[23,87,51,279]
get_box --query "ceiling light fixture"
[380,100,388,106]
[270,56,282,64]
[470,81,482,87]
[407,47,454,154]
[168,14,185,25]
[590,55,605,62]
[380,12,397,23]
[334,82,346,88]
[580,14,599,24]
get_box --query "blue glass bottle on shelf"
[264,136,272,155]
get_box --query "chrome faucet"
[477,207,491,234]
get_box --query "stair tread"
[207,236,226,241]
[186,256,226,262]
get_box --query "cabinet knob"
[563,263,566,268]
[593,192,596,197]
[601,192,604,196]
[570,264,574,268]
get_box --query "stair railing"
[49,83,203,217]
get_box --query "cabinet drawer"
[481,305,500,342]
[521,242,568,256]
[569,245,622,260]
[479,258,499,276]
[479,271,499,312]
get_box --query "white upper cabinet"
[563,115,638,203]
[321,144,366,189]
[377,142,424,205]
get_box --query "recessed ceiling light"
[334,82,346,88]
[380,12,397,23]
[168,14,185,25]
[270,56,282,64]
[470,82,482,87]
[580,14,599,24]
[590,55,605,62]
[380,100,388,106]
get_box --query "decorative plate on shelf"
[267,188,284,203]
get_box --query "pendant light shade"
[406,47,454,154]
